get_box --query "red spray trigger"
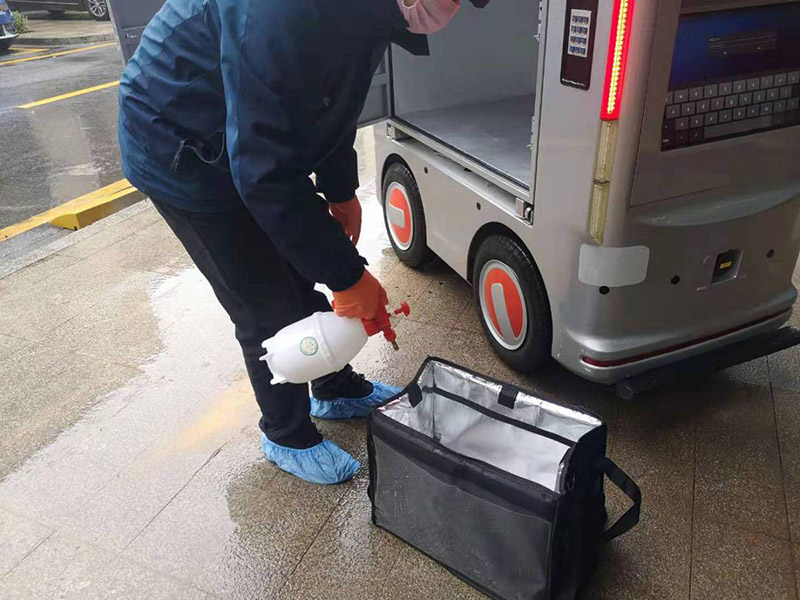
[361,302,411,350]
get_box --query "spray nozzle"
[362,302,411,350]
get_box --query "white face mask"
[397,0,460,35]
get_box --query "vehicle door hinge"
[515,198,533,224]
[387,123,410,140]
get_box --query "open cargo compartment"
[391,0,540,190]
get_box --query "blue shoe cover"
[310,381,403,420]
[261,434,360,484]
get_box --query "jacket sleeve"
[218,1,365,292]
[314,127,359,204]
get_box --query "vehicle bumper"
[614,325,800,399]
[569,306,793,384]
[0,22,19,40]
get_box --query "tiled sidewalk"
[1,139,799,598]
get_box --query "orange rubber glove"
[332,270,389,321]
[329,196,362,246]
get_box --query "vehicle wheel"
[86,0,109,20]
[473,234,552,372]
[381,161,432,268]
[0,39,12,53]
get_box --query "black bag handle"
[498,386,517,409]
[598,457,641,542]
[407,383,423,407]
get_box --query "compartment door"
[358,50,392,127]
[109,0,166,63]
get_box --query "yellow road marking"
[3,48,49,59]
[0,179,142,242]
[18,80,119,109]
[0,42,115,67]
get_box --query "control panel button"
[661,68,800,151]
[704,115,772,140]
[689,128,704,144]
[566,9,592,58]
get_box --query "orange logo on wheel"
[484,267,524,340]
[388,187,412,246]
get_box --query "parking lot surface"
[0,42,122,229]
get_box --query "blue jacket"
[119,0,409,291]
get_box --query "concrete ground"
[1,129,800,599]
[16,12,114,46]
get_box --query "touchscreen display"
[669,2,800,88]
[662,2,800,150]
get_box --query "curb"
[0,179,144,242]
[50,185,143,230]
[17,33,115,46]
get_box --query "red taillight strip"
[600,0,635,120]
[581,309,790,368]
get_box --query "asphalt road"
[0,43,123,229]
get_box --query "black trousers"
[153,200,363,449]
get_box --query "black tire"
[0,39,12,53]
[381,161,433,269]
[472,234,552,372]
[86,0,109,20]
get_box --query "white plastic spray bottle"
[259,302,411,385]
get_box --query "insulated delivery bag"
[367,358,641,600]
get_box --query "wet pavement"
[0,43,123,228]
[0,129,799,598]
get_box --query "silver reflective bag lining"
[378,360,602,491]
